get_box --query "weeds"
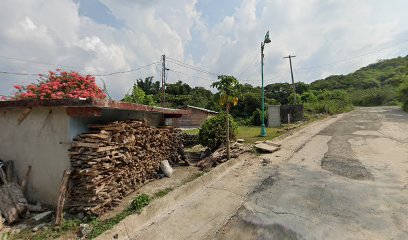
[153,187,174,198]
[10,219,81,240]
[182,172,204,184]
[89,194,151,239]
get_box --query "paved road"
[101,107,408,240]
[217,107,408,240]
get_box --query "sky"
[1,0,408,99]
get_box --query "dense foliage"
[12,69,106,100]
[399,79,408,112]
[198,112,238,150]
[121,55,407,120]
[310,56,408,91]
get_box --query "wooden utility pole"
[161,55,166,106]
[284,55,297,104]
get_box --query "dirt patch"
[321,157,374,180]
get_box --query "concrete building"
[0,99,188,207]
[170,105,218,128]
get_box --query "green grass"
[182,128,199,135]
[153,187,174,198]
[236,126,282,144]
[10,219,81,240]
[89,194,151,238]
[182,172,205,183]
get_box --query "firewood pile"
[196,142,250,171]
[68,120,185,216]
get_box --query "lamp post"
[260,31,271,137]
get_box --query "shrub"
[399,80,408,112]
[350,87,398,106]
[251,108,268,126]
[304,90,353,115]
[198,112,238,150]
[12,69,106,100]
[128,194,151,213]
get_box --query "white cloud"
[0,0,407,99]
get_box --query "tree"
[399,79,408,112]
[123,84,156,106]
[211,75,240,159]
[136,76,160,95]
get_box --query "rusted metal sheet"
[0,99,190,116]
[66,107,102,117]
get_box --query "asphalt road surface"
[216,107,408,240]
[100,107,408,240]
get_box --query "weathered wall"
[0,107,71,207]
[174,108,215,127]
[268,105,281,127]
[0,107,163,207]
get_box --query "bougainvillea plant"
[12,69,106,100]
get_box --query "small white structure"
[268,105,281,127]
[0,99,188,207]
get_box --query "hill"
[310,55,408,90]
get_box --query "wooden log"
[55,170,71,226]
[0,168,28,224]
[20,165,31,192]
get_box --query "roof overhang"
[0,99,190,118]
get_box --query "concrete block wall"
[0,107,71,206]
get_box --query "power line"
[0,71,38,76]
[166,57,221,76]
[167,68,217,83]
[0,55,80,69]
[94,62,159,76]
[236,52,259,77]
[0,62,160,78]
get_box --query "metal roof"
[186,105,218,114]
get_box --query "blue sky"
[1,0,408,99]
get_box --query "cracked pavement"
[99,107,408,240]
[216,107,408,240]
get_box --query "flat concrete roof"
[0,99,190,118]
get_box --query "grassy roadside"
[183,115,326,144]
[9,171,206,240]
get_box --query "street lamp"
[260,31,271,137]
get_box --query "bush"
[198,112,238,150]
[11,69,106,100]
[129,194,151,213]
[304,90,353,115]
[350,87,398,106]
[399,80,408,112]
[251,108,268,126]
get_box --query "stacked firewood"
[196,142,250,171]
[68,120,184,216]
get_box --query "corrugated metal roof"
[186,105,218,114]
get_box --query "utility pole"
[161,55,166,106]
[284,55,297,104]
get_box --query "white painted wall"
[0,107,164,207]
[0,107,71,207]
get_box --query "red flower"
[12,69,106,100]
